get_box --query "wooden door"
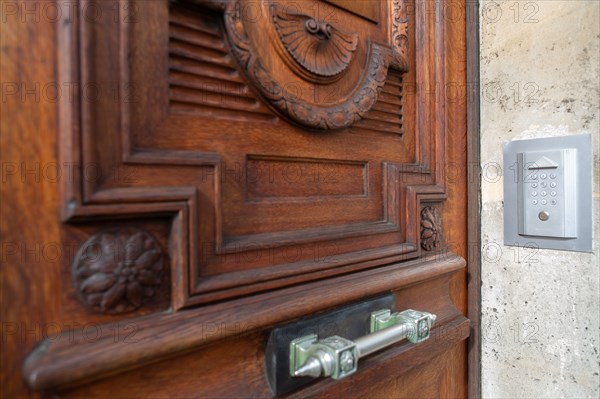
[1,0,472,397]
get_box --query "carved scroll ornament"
[73,228,164,314]
[273,11,358,77]
[391,0,409,70]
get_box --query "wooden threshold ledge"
[23,253,466,391]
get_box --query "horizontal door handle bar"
[290,309,436,380]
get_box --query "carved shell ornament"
[273,11,358,77]
[72,228,164,314]
[420,207,441,251]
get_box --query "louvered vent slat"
[168,4,276,123]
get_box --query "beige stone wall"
[480,0,599,397]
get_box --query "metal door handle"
[290,309,436,380]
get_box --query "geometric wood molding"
[72,228,165,314]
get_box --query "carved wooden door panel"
[3,0,470,397]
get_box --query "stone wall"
[480,1,599,397]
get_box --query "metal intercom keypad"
[517,149,577,238]
[503,134,592,252]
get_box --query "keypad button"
[551,199,557,205]
[541,191,547,196]
[540,173,547,179]
[531,174,538,180]
[551,191,557,196]
[532,199,538,205]
[541,199,548,205]
[550,173,557,179]
[540,182,547,188]
[532,191,538,196]
[532,183,538,188]
[550,182,557,188]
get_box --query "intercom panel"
[503,134,593,252]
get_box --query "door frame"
[467,1,482,397]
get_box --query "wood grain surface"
[1,1,474,397]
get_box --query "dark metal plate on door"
[265,294,395,395]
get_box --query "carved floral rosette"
[72,228,164,314]
[420,207,442,251]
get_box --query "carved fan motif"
[273,11,358,77]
